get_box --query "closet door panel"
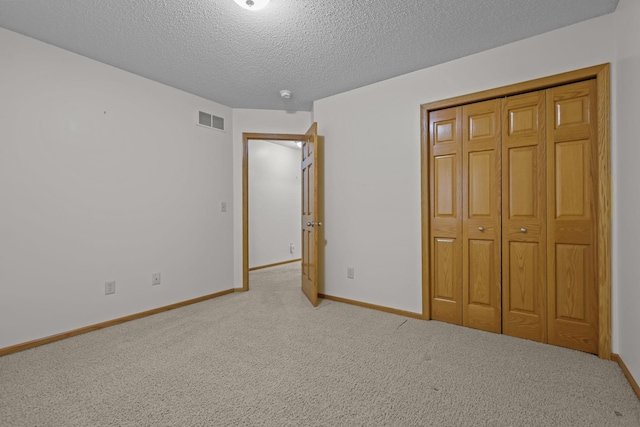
[555,244,588,320]
[502,91,547,342]
[434,155,457,217]
[462,100,501,334]
[430,107,463,325]
[555,140,589,218]
[509,147,536,216]
[468,151,495,217]
[547,80,598,354]
[507,242,538,312]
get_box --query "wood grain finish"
[301,122,320,307]
[547,80,599,354]
[596,66,612,360]
[462,99,502,334]
[421,64,611,359]
[435,156,456,216]
[429,107,463,325]
[555,141,588,217]
[502,91,547,343]
[507,242,537,313]
[421,108,431,320]
[0,289,238,357]
[434,239,455,299]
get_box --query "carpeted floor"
[1,262,639,426]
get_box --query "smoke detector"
[234,0,270,10]
[280,90,292,99]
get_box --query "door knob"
[478,227,484,232]
[520,227,527,233]
[306,222,323,227]
[307,221,313,227]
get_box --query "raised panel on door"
[462,99,501,333]
[430,107,463,325]
[502,91,547,342]
[432,238,460,324]
[556,244,588,321]
[435,156,456,217]
[547,81,598,353]
[302,160,313,287]
[555,141,588,219]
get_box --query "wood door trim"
[242,133,307,291]
[420,63,611,359]
[596,66,612,359]
[420,109,431,320]
[422,64,607,111]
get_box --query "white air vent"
[198,111,225,131]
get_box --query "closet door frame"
[420,63,611,359]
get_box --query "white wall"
[313,15,616,318]
[0,29,234,349]
[232,109,311,285]
[613,0,640,385]
[248,140,301,268]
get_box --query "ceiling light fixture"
[234,0,270,10]
[280,89,292,99]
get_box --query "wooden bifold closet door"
[502,90,547,343]
[462,100,502,334]
[546,80,598,353]
[429,107,463,326]
[428,80,599,354]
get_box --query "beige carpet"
[1,262,638,426]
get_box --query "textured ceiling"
[0,0,619,111]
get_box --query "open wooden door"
[301,122,320,306]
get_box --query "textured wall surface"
[0,0,619,111]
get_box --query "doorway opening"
[242,124,321,306]
[242,133,306,291]
[246,138,303,281]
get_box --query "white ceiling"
[0,0,619,111]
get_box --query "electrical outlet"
[105,280,116,295]
[290,243,295,254]
[152,273,161,286]
[347,267,355,279]
[220,202,227,213]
